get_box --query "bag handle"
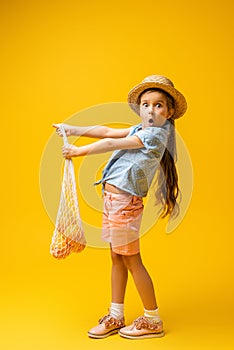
[59,124,69,147]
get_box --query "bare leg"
[110,248,128,303]
[122,253,157,310]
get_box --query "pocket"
[121,205,143,221]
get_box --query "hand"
[53,123,73,137]
[62,144,79,158]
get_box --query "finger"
[62,146,69,155]
[52,123,60,129]
[63,151,71,159]
[53,124,64,136]
[62,150,68,157]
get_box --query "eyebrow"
[141,99,165,103]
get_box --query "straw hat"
[128,75,187,119]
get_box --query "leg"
[118,253,164,339]
[122,253,157,310]
[88,248,127,339]
[110,248,128,303]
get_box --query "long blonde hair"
[138,88,180,218]
[156,118,180,218]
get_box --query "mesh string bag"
[50,124,86,259]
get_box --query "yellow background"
[1,1,234,349]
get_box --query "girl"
[53,75,187,339]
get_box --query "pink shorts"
[102,190,144,256]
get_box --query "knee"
[122,254,143,273]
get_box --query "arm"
[62,136,144,158]
[53,123,131,139]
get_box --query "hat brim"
[128,82,187,119]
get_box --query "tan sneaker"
[119,316,164,339]
[88,314,125,339]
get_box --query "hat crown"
[128,74,187,119]
[142,75,174,88]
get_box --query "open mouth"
[148,118,154,124]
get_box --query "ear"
[167,108,175,119]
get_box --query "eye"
[142,103,148,107]
[156,103,162,108]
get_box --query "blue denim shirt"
[95,120,171,197]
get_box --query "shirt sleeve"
[134,125,170,157]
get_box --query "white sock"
[109,302,124,320]
[144,308,161,323]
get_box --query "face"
[139,90,174,128]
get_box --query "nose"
[148,105,154,114]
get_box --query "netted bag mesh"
[50,125,86,259]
